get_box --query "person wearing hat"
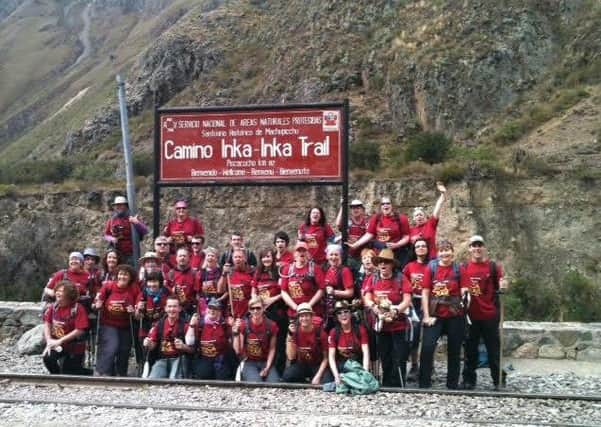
[162,200,204,250]
[82,247,102,298]
[363,248,412,387]
[409,182,447,259]
[336,199,369,262]
[186,297,234,380]
[420,239,467,389]
[328,300,370,384]
[43,252,94,312]
[103,195,148,265]
[282,303,333,384]
[460,235,508,390]
[280,241,326,319]
[348,196,411,270]
[298,207,336,267]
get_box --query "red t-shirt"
[147,318,188,358]
[136,287,168,335]
[44,302,89,354]
[280,263,325,317]
[343,217,369,258]
[324,266,354,292]
[104,216,134,256]
[193,318,230,358]
[97,281,140,329]
[367,213,410,250]
[402,261,429,296]
[291,317,327,365]
[461,261,503,321]
[165,267,198,310]
[299,223,335,264]
[252,271,281,300]
[163,217,204,247]
[228,270,253,318]
[422,263,462,319]
[190,252,206,270]
[364,277,411,332]
[46,269,92,298]
[241,318,278,361]
[275,250,294,267]
[328,324,368,363]
[409,216,439,257]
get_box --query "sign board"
[156,104,346,185]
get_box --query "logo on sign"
[322,111,339,132]
[163,117,176,132]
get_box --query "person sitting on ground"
[280,241,326,319]
[461,235,509,391]
[348,196,411,269]
[42,280,90,375]
[94,264,139,376]
[401,238,431,381]
[323,244,355,330]
[419,239,467,390]
[190,235,206,270]
[218,248,253,319]
[219,231,257,269]
[44,252,94,312]
[409,182,447,259]
[328,300,370,385]
[282,303,332,385]
[232,297,280,383]
[273,231,293,267]
[363,248,412,387]
[195,247,223,316]
[143,295,191,379]
[162,200,205,251]
[298,206,335,267]
[186,298,234,380]
[103,196,148,266]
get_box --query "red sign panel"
[158,106,345,184]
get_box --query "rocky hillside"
[0,0,600,318]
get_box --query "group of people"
[40,183,509,390]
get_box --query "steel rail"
[0,396,592,427]
[1,373,600,402]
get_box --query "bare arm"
[328,347,341,384]
[350,232,374,250]
[280,290,298,312]
[432,182,447,219]
[308,289,324,308]
[361,343,370,371]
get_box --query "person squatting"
[41,188,509,390]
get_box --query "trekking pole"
[497,289,505,388]
[129,314,139,376]
[141,347,150,378]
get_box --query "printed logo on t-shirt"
[230,285,245,301]
[468,277,482,296]
[411,273,424,291]
[52,322,66,338]
[200,340,217,357]
[246,338,263,357]
[298,346,313,361]
[377,228,391,242]
[202,280,217,294]
[432,282,450,297]
[305,234,318,248]
[288,281,304,299]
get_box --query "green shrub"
[504,277,559,321]
[0,159,73,184]
[560,271,601,322]
[349,141,380,171]
[433,161,466,182]
[492,120,525,144]
[133,152,155,177]
[405,131,452,164]
[380,143,404,169]
[71,162,116,181]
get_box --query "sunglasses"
[191,242,202,245]
[381,202,391,206]
[156,242,169,246]
[336,309,351,315]
[249,306,262,311]
[414,244,428,248]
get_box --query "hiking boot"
[407,366,419,382]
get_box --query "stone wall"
[1,302,601,362]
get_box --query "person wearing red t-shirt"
[101,249,122,284]
[219,248,253,319]
[251,248,286,375]
[409,182,446,259]
[461,235,509,390]
[186,298,234,380]
[190,236,206,270]
[143,295,191,379]
[233,297,280,382]
[336,199,369,262]
[419,240,468,389]
[103,196,148,266]
[152,235,174,278]
[195,247,223,316]
[280,241,326,318]
[349,197,411,269]
[162,200,205,251]
[298,207,336,267]
[135,271,168,340]
[328,301,370,385]
[364,249,412,387]
[273,231,294,268]
[165,248,199,318]
[323,244,354,330]
[42,281,90,375]
[401,238,431,380]
[94,264,140,376]
[282,303,332,384]
[44,251,95,312]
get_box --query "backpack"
[153,316,186,358]
[294,319,323,358]
[243,317,273,348]
[428,259,460,284]
[286,261,317,293]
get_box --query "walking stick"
[129,314,140,376]
[497,289,505,388]
[93,308,101,371]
